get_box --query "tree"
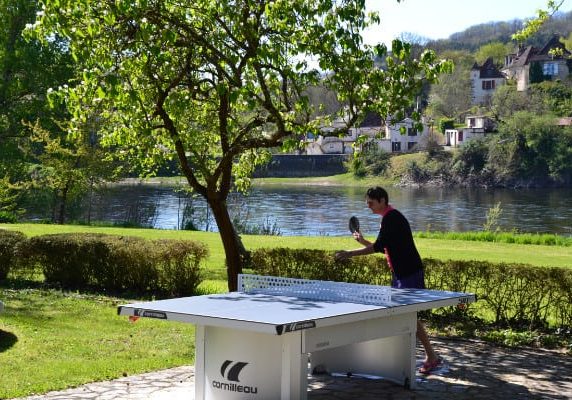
[490,83,530,121]
[23,120,121,224]
[491,111,572,183]
[529,80,572,117]
[474,42,512,67]
[425,50,473,119]
[452,137,489,177]
[529,61,547,84]
[33,0,452,291]
[0,0,75,210]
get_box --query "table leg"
[195,325,205,399]
[281,332,307,400]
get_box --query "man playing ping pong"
[335,186,442,374]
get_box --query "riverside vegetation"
[1,223,572,398]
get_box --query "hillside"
[426,10,572,52]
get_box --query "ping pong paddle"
[348,216,360,233]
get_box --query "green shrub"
[250,248,390,285]
[0,230,26,280]
[154,239,209,297]
[17,233,103,288]
[0,211,18,223]
[93,235,157,293]
[15,233,208,297]
[249,248,572,330]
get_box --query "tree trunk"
[207,197,248,292]
[57,184,69,224]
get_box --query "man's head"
[366,186,388,204]
[365,186,388,214]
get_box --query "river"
[25,184,572,237]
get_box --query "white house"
[367,117,428,153]
[305,116,357,155]
[308,114,429,154]
[444,115,495,148]
[305,135,352,154]
[470,57,506,105]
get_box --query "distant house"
[466,115,496,131]
[305,135,353,155]
[308,113,429,154]
[306,115,362,155]
[470,57,506,105]
[378,117,428,153]
[351,113,432,154]
[503,35,571,91]
[444,115,495,148]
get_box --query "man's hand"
[335,250,351,261]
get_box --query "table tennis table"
[118,274,475,400]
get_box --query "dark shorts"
[391,269,425,289]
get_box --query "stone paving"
[13,338,572,400]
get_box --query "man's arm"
[335,243,375,261]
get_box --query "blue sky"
[364,0,572,45]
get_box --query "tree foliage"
[474,42,512,67]
[490,83,532,121]
[0,0,73,171]
[491,111,572,182]
[22,120,121,224]
[529,80,572,117]
[32,0,453,290]
[426,50,473,119]
[0,0,75,222]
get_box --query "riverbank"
[115,173,392,188]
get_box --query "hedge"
[249,248,572,329]
[0,229,27,280]
[11,233,208,297]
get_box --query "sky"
[364,0,572,46]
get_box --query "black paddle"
[348,216,360,233]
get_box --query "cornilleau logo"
[220,360,248,382]
[212,360,258,394]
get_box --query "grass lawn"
[3,224,572,270]
[1,223,571,398]
[0,288,195,398]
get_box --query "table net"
[238,274,391,305]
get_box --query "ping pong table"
[118,274,475,400]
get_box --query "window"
[407,142,416,150]
[458,131,464,141]
[482,80,495,90]
[392,142,401,152]
[543,62,558,76]
[407,127,417,136]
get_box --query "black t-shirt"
[372,208,423,279]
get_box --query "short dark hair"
[366,186,388,204]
